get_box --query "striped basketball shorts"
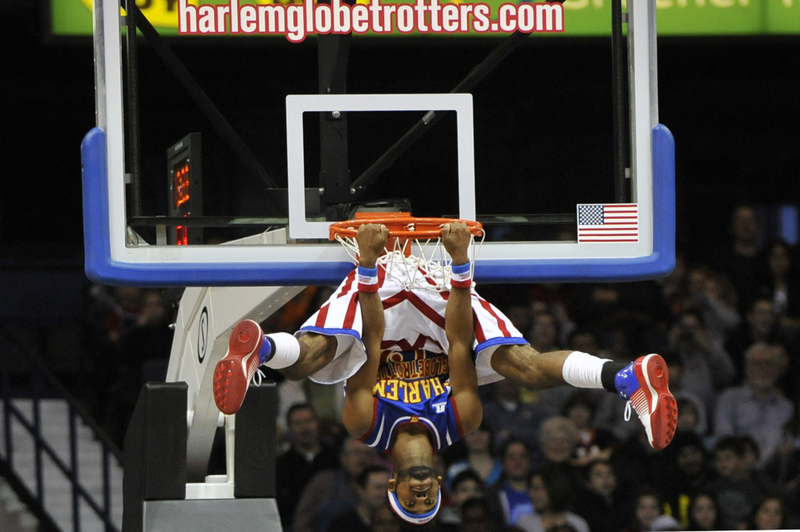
[297,268,528,385]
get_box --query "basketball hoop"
[329,214,484,292]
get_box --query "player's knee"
[281,333,338,380]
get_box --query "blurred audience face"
[687,268,709,297]
[635,494,661,531]
[495,379,522,403]
[739,437,760,473]
[754,497,784,530]
[340,437,376,479]
[690,494,718,531]
[114,286,143,310]
[566,402,593,431]
[361,470,392,511]
[451,478,483,506]
[768,242,792,279]
[461,500,492,532]
[502,442,531,482]
[464,425,491,454]
[540,419,578,463]
[675,398,699,432]
[714,448,743,480]
[286,405,320,450]
[677,444,705,477]
[569,331,600,356]
[528,474,550,513]
[747,300,776,338]
[529,311,558,348]
[731,206,758,246]
[745,344,784,392]
[586,462,616,498]
[370,504,401,532]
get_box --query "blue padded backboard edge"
[473,123,676,283]
[81,125,674,287]
[81,127,354,287]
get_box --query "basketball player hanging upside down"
[212,222,678,524]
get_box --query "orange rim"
[329,216,483,240]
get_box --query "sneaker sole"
[637,354,678,450]
[213,319,262,415]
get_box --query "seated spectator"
[461,497,495,532]
[760,239,800,330]
[520,310,563,405]
[675,396,708,440]
[612,421,670,492]
[624,486,667,532]
[292,436,378,532]
[762,397,800,525]
[482,379,550,453]
[562,390,618,467]
[573,460,628,532]
[438,470,486,531]
[743,493,791,530]
[713,342,793,467]
[707,204,766,314]
[682,265,741,344]
[659,431,713,528]
[517,466,590,532]
[528,309,561,353]
[327,466,391,532]
[277,403,339,530]
[486,439,534,528]
[665,309,736,413]
[534,417,584,495]
[662,355,710,440]
[704,436,769,530]
[649,514,682,531]
[687,492,721,531]
[725,298,799,385]
[446,421,503,488]
[368,504,401,532]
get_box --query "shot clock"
[167,133,203,245]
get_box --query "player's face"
[389,466,442,515]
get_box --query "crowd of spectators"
[84,205,800,531]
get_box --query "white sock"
[264,333,301,370]
[561,351,611,389]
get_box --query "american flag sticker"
[577,204,639,243]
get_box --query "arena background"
[0,0,798,362]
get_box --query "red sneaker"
[615,354,678,450]
[213,320,267,415]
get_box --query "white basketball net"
[334,231,484,292]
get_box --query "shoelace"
[253,368,266,387]
[624,401,632,422]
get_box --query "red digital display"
[173,163,190,210]
[176,223,188,246]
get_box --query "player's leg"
[213,320,336,415]
[489,344,677,450]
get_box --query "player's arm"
[442,223,483,435]
[342,224,388,438]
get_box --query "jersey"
[297,264,528,385]
[359,349,463,454]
